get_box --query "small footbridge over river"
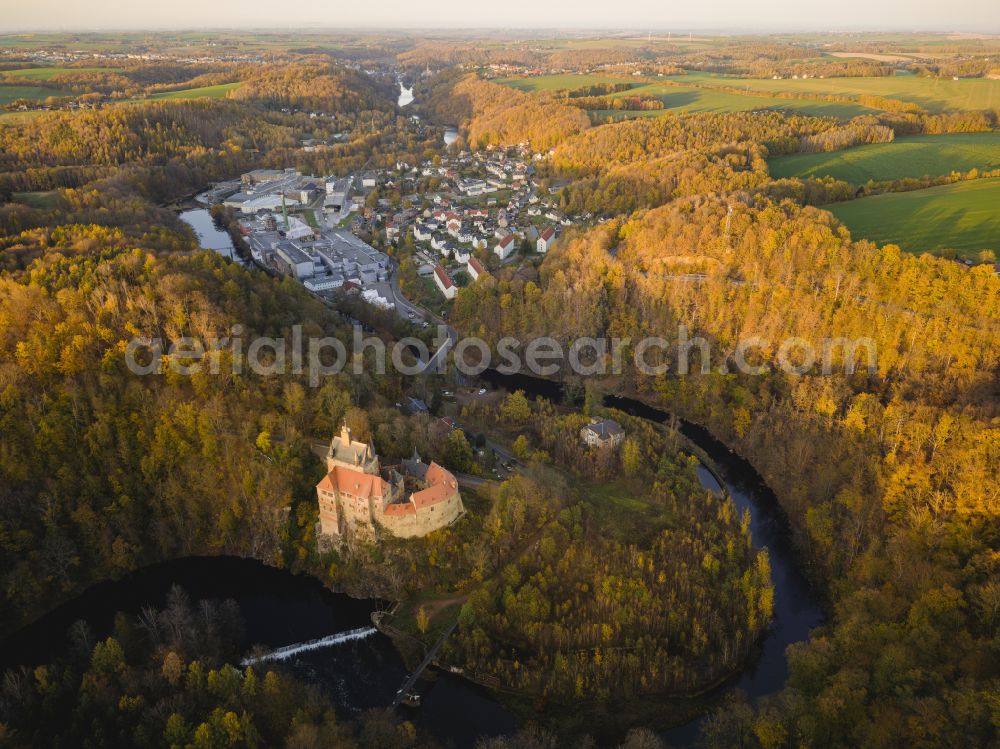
[390,620,458,709]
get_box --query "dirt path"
[421,593,470,625]
[419,522,545,628]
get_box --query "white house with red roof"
[433,264,457,299]
[494,233,516,260]
[467,256,487,281]
[537,226,556,254]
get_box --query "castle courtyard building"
[316,426,464,540]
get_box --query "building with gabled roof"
[316,434,465,540]
[326,423,379,474]
[433,264,457,299]
[467,256,487,281]
[537,226,556,254]
[580,418,625,449]
[494,233,516,260]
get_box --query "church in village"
[315,425,465,540]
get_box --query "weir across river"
[240,626,377,667]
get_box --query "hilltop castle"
[315,425,465,540]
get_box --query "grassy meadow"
[678,71,1000,113]
[11,191,59,208]
[3,66,121,80]
[770,133,1000,183]
[497,73,875,118]
[148,82,243,100]
[0,110,46,124]
[826,177,1000,259]
[498,73,638,92]
[589,83,872,118]
[0,85,61,104]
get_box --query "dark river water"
[480,370,826,745]
[0,557,516,748]
[0,370,823,747]
[605,395,825,745]
[178,207,241,262]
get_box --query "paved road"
[387,272,428,321]
[385,270,459,376]
[455,472,490,488]
[485,438,519,467]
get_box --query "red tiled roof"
[428,461,454,482]
[468,257,486,275]
[411,462,458,510]
[540,227,555,241]
[434,265,454,289]
[316,466,389,500]
[383,502,416,516]
[412,482,455,509]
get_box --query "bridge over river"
[390,620,458,709]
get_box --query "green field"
[3,66,120,80]
[12,190,59,208]
[498,73,640,92]
[679,71,1000,113]
[827,177,1000,259]
[148,82,242,100]
[770,133,1000,183]
[0,85,61,104]
[590,83,872,118]
[498,73,875,118]
[0,110,46,124]
[579,479,674,543]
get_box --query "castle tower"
[315,426,464,542]
[327,423,379,474]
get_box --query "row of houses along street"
[196,136,597,326]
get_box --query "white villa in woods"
[316,425,465,540]
[580,418,626,448]
[433,264,457,299]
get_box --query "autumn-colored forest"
[444,72,999,747]
[0,40,997,748]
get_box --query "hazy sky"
[1,0,998,33]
